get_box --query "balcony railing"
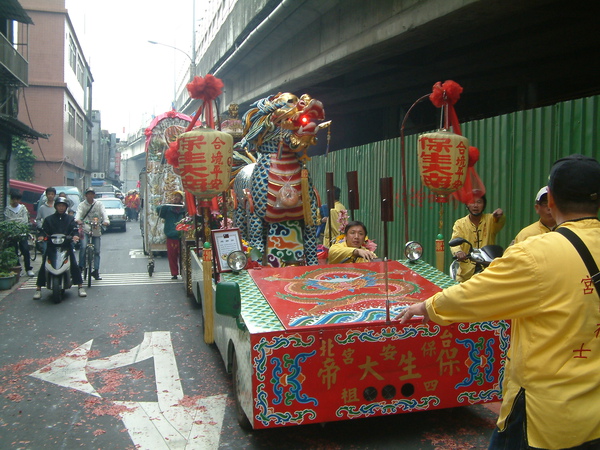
[0,33,28,87]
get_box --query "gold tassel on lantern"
[301,164,313,226]
[202,243,214,344]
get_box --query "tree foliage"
[11,136,36,181]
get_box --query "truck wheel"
[232,350,252,430]
[51,277,62,304]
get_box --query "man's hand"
[454,250,467,262]
[353,248,377,261]
[395,302,430,323]
[73,236,80,243]
[102,222,109,227]
[492,208,504,219]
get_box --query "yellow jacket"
[426,219,600,449]
[450,213,506,281]
[323,201,346,247]
[513,219,552,244]
[328,241,370,264]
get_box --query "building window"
[77,56,84,86]
[68,103,75,137]
[76,114,84,143]
[69,35,76,72]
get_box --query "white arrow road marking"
[28,331,226,449]
[115,395,227,449]
[30,339,100,397]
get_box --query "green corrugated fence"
[308,94,600,273]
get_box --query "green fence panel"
[308,94,600,273]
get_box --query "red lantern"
[417,130,469,203]
[176,128,234,199]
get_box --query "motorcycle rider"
[450,192,505,282]
[33,197,86,299]
[75,187,109,280]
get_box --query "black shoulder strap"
[556,227,600,298]
[81,201,96,222]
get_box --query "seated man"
[328,221,378,263]
[33,197,86,299]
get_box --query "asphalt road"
[0,222,500,449]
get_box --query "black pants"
[489,389,600,449]
[15,237,32,271]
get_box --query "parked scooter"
[43,233,73,303]
[449,237,503,280]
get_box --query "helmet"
[85,187,95,194]
[55,197,69,208]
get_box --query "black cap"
[548,154,600,202]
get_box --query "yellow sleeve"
[328,243,355,264]
[425,243,542,324]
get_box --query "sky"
[66,0,199,140]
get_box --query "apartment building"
[0,0,46,213]
[18,0,92,190]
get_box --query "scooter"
[44,234,73,303]
[449,237,503,280]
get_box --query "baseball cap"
[85,187,95,194]
[535,186,548,203]
[548,154,600,202]
[173,190,184,197]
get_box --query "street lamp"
[148,41,193,64]
[148,40,196,107]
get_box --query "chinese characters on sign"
[417,131,469,203]
[177,130,233,198]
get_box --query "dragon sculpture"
[232,93,330,266]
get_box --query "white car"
[96,198,127,232]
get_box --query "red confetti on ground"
[6,393,24,402]
[127,367,146,379]
[96,370,127,394]
[93,429,106,436]
[176,395,208,410]
[84,397,136,418]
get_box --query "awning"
[0,0,34,25]
[0,114,48,141]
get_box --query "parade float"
[176,78,509,429]
[139,110,192,267]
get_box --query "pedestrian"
[75,187,109,280]
[513,186,556,244]
[156,190,185,279]
[36,186,56,229]
[322,186,347,247]
[4,190,35,277]
[33,197,86,299]
[450,192,505,281]
[398,154,600,450]
[124,191,134,221]
[131,190,140,221]
[328,221,378,263]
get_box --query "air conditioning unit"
[91,172,105,179]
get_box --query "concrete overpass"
[176,0,599,155]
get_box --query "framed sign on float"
[211,228,243,272]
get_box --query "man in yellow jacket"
[399,154,600,450]
[322,186,347,247]
[513,186,556,244]
[450,194,506,281]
